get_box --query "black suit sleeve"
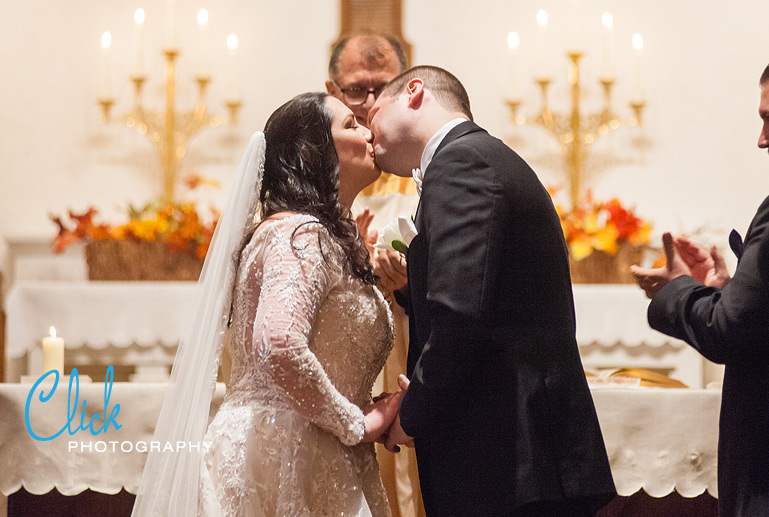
[648,197,769,364]
[399,142,499,438]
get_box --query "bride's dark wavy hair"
[251,92,375,285]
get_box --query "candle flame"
[633,33,644,51]
[507,32,520,50]
[134,8,145,25]
[602,12,613,29]
[226,33,238,51]
[101,31,112,50]
[49,326,57,338]
[536,10,548,28]
[197,9,209,26]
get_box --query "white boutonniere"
[375,216,418,254]
[412,168,423,196]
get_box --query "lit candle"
[226,33,239,100]
[601,12,615,80]
[632,33,644,102]
[42,326,64,375]
[133,8,145,76]
[507,31,520,100]
[566,0,583,53]
[100,31,113,98]
[197,9,210,77]
[165,0,176,48]
[535,10,550,79]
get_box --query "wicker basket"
[85,240,204,281]
[569,241,645,284]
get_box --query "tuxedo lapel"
[414,121,484,227]
[431,121,484,160]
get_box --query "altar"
[0,382,720,515]
[4,281,711,387]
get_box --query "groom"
[367,66,616,516]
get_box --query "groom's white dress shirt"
[413,117,468,195]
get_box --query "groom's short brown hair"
[761,64,769,86]
[382,65,473,121]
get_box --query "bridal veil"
[131,132,265,516]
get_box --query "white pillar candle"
[197,9,210,77]
[632,33,645,102]
[535,10,550,79]
[507,32,520,100]
[165,0,176,48]
[133,8,145,76]
[42,326,64,375]
[601,12,615,80]
[566,0,583,54]
[100,31,113,98]
[226,33,239,100]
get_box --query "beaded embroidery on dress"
[199,213,394,517]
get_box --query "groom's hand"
[383,413,413,453]
[383,374,413,453]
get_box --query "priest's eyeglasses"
[334,82,388,105]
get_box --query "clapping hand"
[373,248,408,295]
[356,208,376,255]
[674,236,731,288]
[630,232,692,298]
[355,208,408,296]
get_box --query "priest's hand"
[356,208,375,255]
[373,248,408,296]
[630,232,691,298]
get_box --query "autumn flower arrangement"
[548,186,653,261]
[52,175,221,260]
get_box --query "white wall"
[2,0,769,260]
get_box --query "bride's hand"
[362,391,404,442]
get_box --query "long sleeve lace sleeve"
[250,217,365,446]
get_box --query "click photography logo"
[24,365,211,454]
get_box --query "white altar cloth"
[573,285,686,348]
[0,383,720,498]
[4,281,705,385]
[5,281,198,358]
[6,282,684,358]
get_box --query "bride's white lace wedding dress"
[198,213,394,517]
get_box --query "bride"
[132,92,402,517]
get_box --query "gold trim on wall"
[338,0,412,63]
[360,172,417,197]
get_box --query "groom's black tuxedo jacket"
[649,195,769,517]
[399,121,615,516]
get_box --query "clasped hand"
[362,374,413,453]
[630,232,731,298]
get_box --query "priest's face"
[326,36,402,128]
[759,82,769,154]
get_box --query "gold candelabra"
[97,49,241,204]
[507,51,645,208]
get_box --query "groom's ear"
[406,79,425,109]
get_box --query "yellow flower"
[629,221,653,246]
[570,237,594,261]
[594,223,620,254]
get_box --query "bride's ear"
[406,79,425,109]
